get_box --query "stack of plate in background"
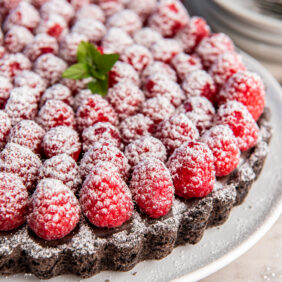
[184,0,282,83]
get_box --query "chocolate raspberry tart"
[0,0,272,279]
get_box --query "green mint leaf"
[95,53,119,74]
[89,68,106,80]
[87,74,109,96]
[77,41,88,64]
[77,41,102,66]
[62,63,90,80]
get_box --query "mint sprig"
[62,42,119,96]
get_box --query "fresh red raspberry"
[167,141,215,198]
[209,52,246,89]
[34,54,67,85]
[43,126,81,161]
[5,87,38,126]
[4,25,34,53]
[38,154,82,193]
[216,101,259,151]
[37,99,76,131]
[14,71,47,101]
[176,16,210,53]
[151,38,183,64]
[73,89,92,111]
[201,125,240,177]
[0,76,12,109]
[182,70,217,103]
[127,0,157,21]
[109,61,140,88]
[40,84,73,108]
[107,9,141,36]
[0,53,31,81]
[133,27,162,49]
[0,143,42,191]
[72,19,106,44]
[68,0,91,11]
[79,142,130,180]
[0,110,11,150]
[171,53,202,81]
[40,0,75,23]
[141,96,175,126]
[82,122,122,152]
[196,33,235,69]
[8,120,45,154]
[119,113,154,144]
[102,27,133,54]
[125,136,167,167]
[24,33,59,62]
[80,161,133,228]
[59,32,88,63]
[3,2,40,32]
[0,172,28,231]
[217,71,265,121]
[28,178,80,240]
[76,95,118,132]
[144,73,185,107]
[107,81,145,121]
[60,78,88,95]
[130,158,173,218]
[98,0,124,17]
[141,61,177,84]
[75,4,105,22]
[155,113,199,154]
[176,96,215,134]
[148,0,189,37]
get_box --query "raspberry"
[102,27,133,54]
[141,61,177,84]
[0,76,12,109]
[217,71,265,121]
[24,33,59,61]
[31,0,51,8]
[171,53,202,81]
[99,0,123,17]
[0,172,28,231]
[107,81,145,120]
[0,110,11,150]
[3,2,40,32]
[76,95,118,132]
[182,70,217,103]
[72,19,106,44]
[43,126,81,161]
[121,44,153,73]
[127,0,157,21]
[176,16,210,53]
[82,122,122,152]
[8,120,45,154]
[0,53,31,81]
[176,96,215,134]
[144,73,185,107]
[167,141,215,198]
[0,0,21,14]
[151,38,183,63]
[75,4,105,23]
[216,101,259,151]
[125,136,167,167]
[5,87,38,126]
[209,52,246,89]
[133,27,162,49]
[28,178,80,240]
[79,142,130,180]
[196,33,235,69]
[37,100,76,131]
[148,0,189,37]
[109,61,140,88]
[68,0,90,10]
[38,154,81,193]
[40,84,73,108]
[155,113,199,154]
[141,96,175,126]
[119,114,154,144]
[0,46,6,60]
[80,161,133,228]
[59,32,88,63]
[200,125,240,177]
[60,78,88,95]
[73,89,92,111]
[34,54,67,85]
[130,158,173,218]
[4,25,34,53]
[106,9,141,36]
[0,143,42,191]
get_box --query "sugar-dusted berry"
[0,110,11,150]
[75,4,105,23]
[133,27,162,49]
[0,76,12,109]
[73,89,92,111]
[99,0,124,17]
[127,0,157,20]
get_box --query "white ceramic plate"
[1,52,282,282]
